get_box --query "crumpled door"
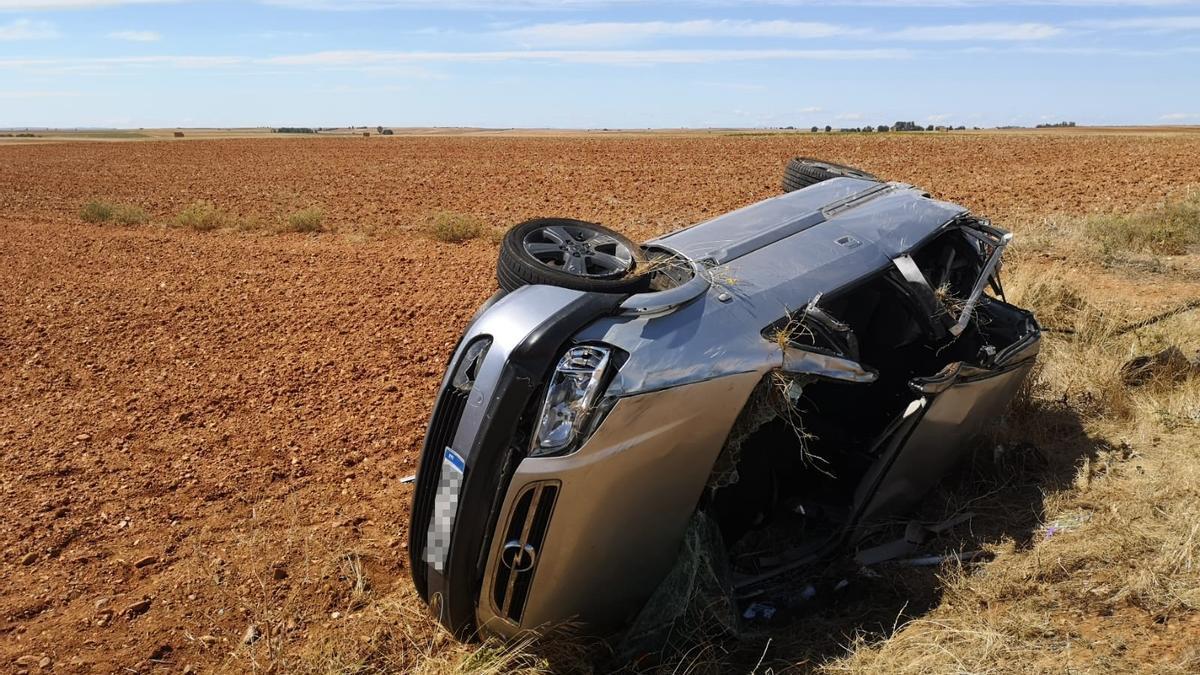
[851,329,1040,527]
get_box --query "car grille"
[411,383,469,590]
[492,481,559,624]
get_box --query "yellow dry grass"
[418,211,495,244]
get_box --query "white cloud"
[888,22,1063,41]
[245,30,317,39]
[494,19,1068,48]
[260,47,912,66]
[0,89,78,97]
[108,29,160,41]
[0,48,909,72]
[500,20,860,47]
[1074,16,1200,31]
[0,18,57,39]
[695,80,771,91]
[0,0,176,8]
[0,55,245,70]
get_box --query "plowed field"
[3,131,1200,673]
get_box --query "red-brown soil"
[2,132,1200,673]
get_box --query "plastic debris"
[742,602,777,621]
[1042,511,1092,540]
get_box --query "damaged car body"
[409,158,1041,642]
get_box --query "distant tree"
[824,125,832,133]
[377,125,384,134]
[876,125,889,133]
[811,126,819,133]
[927,124,935,131]
[382,129,394,136]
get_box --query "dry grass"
[1086,191,1200,256]
[419,211,492,243]
[285,207,326,233]
[80,199,149,225]
[174,200,236,232]
[173,490,594,675]
[1014,190,1200,261]
[79,199,116,223]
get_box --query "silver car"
[409,158,1041,641]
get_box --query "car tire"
[782,157,878,193]
[496,218,652,294]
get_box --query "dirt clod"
[123,598,151,618]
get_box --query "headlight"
[531,345,612,457]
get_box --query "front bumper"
[476,371,761,637]
[408,285,623,636]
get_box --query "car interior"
[707,219,1039,584]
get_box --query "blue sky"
[1,1,1199,128]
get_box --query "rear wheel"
[782,157,878,193]
[496,218,651,294]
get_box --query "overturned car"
[409,158,1041,641]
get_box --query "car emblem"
[500,540,537,572]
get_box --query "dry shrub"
[112,204,149,225]
[175,201,234,231]
[79,200,116,223]
[80,200,148,225]
[420,212,488,243]
[286,207,326,233]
